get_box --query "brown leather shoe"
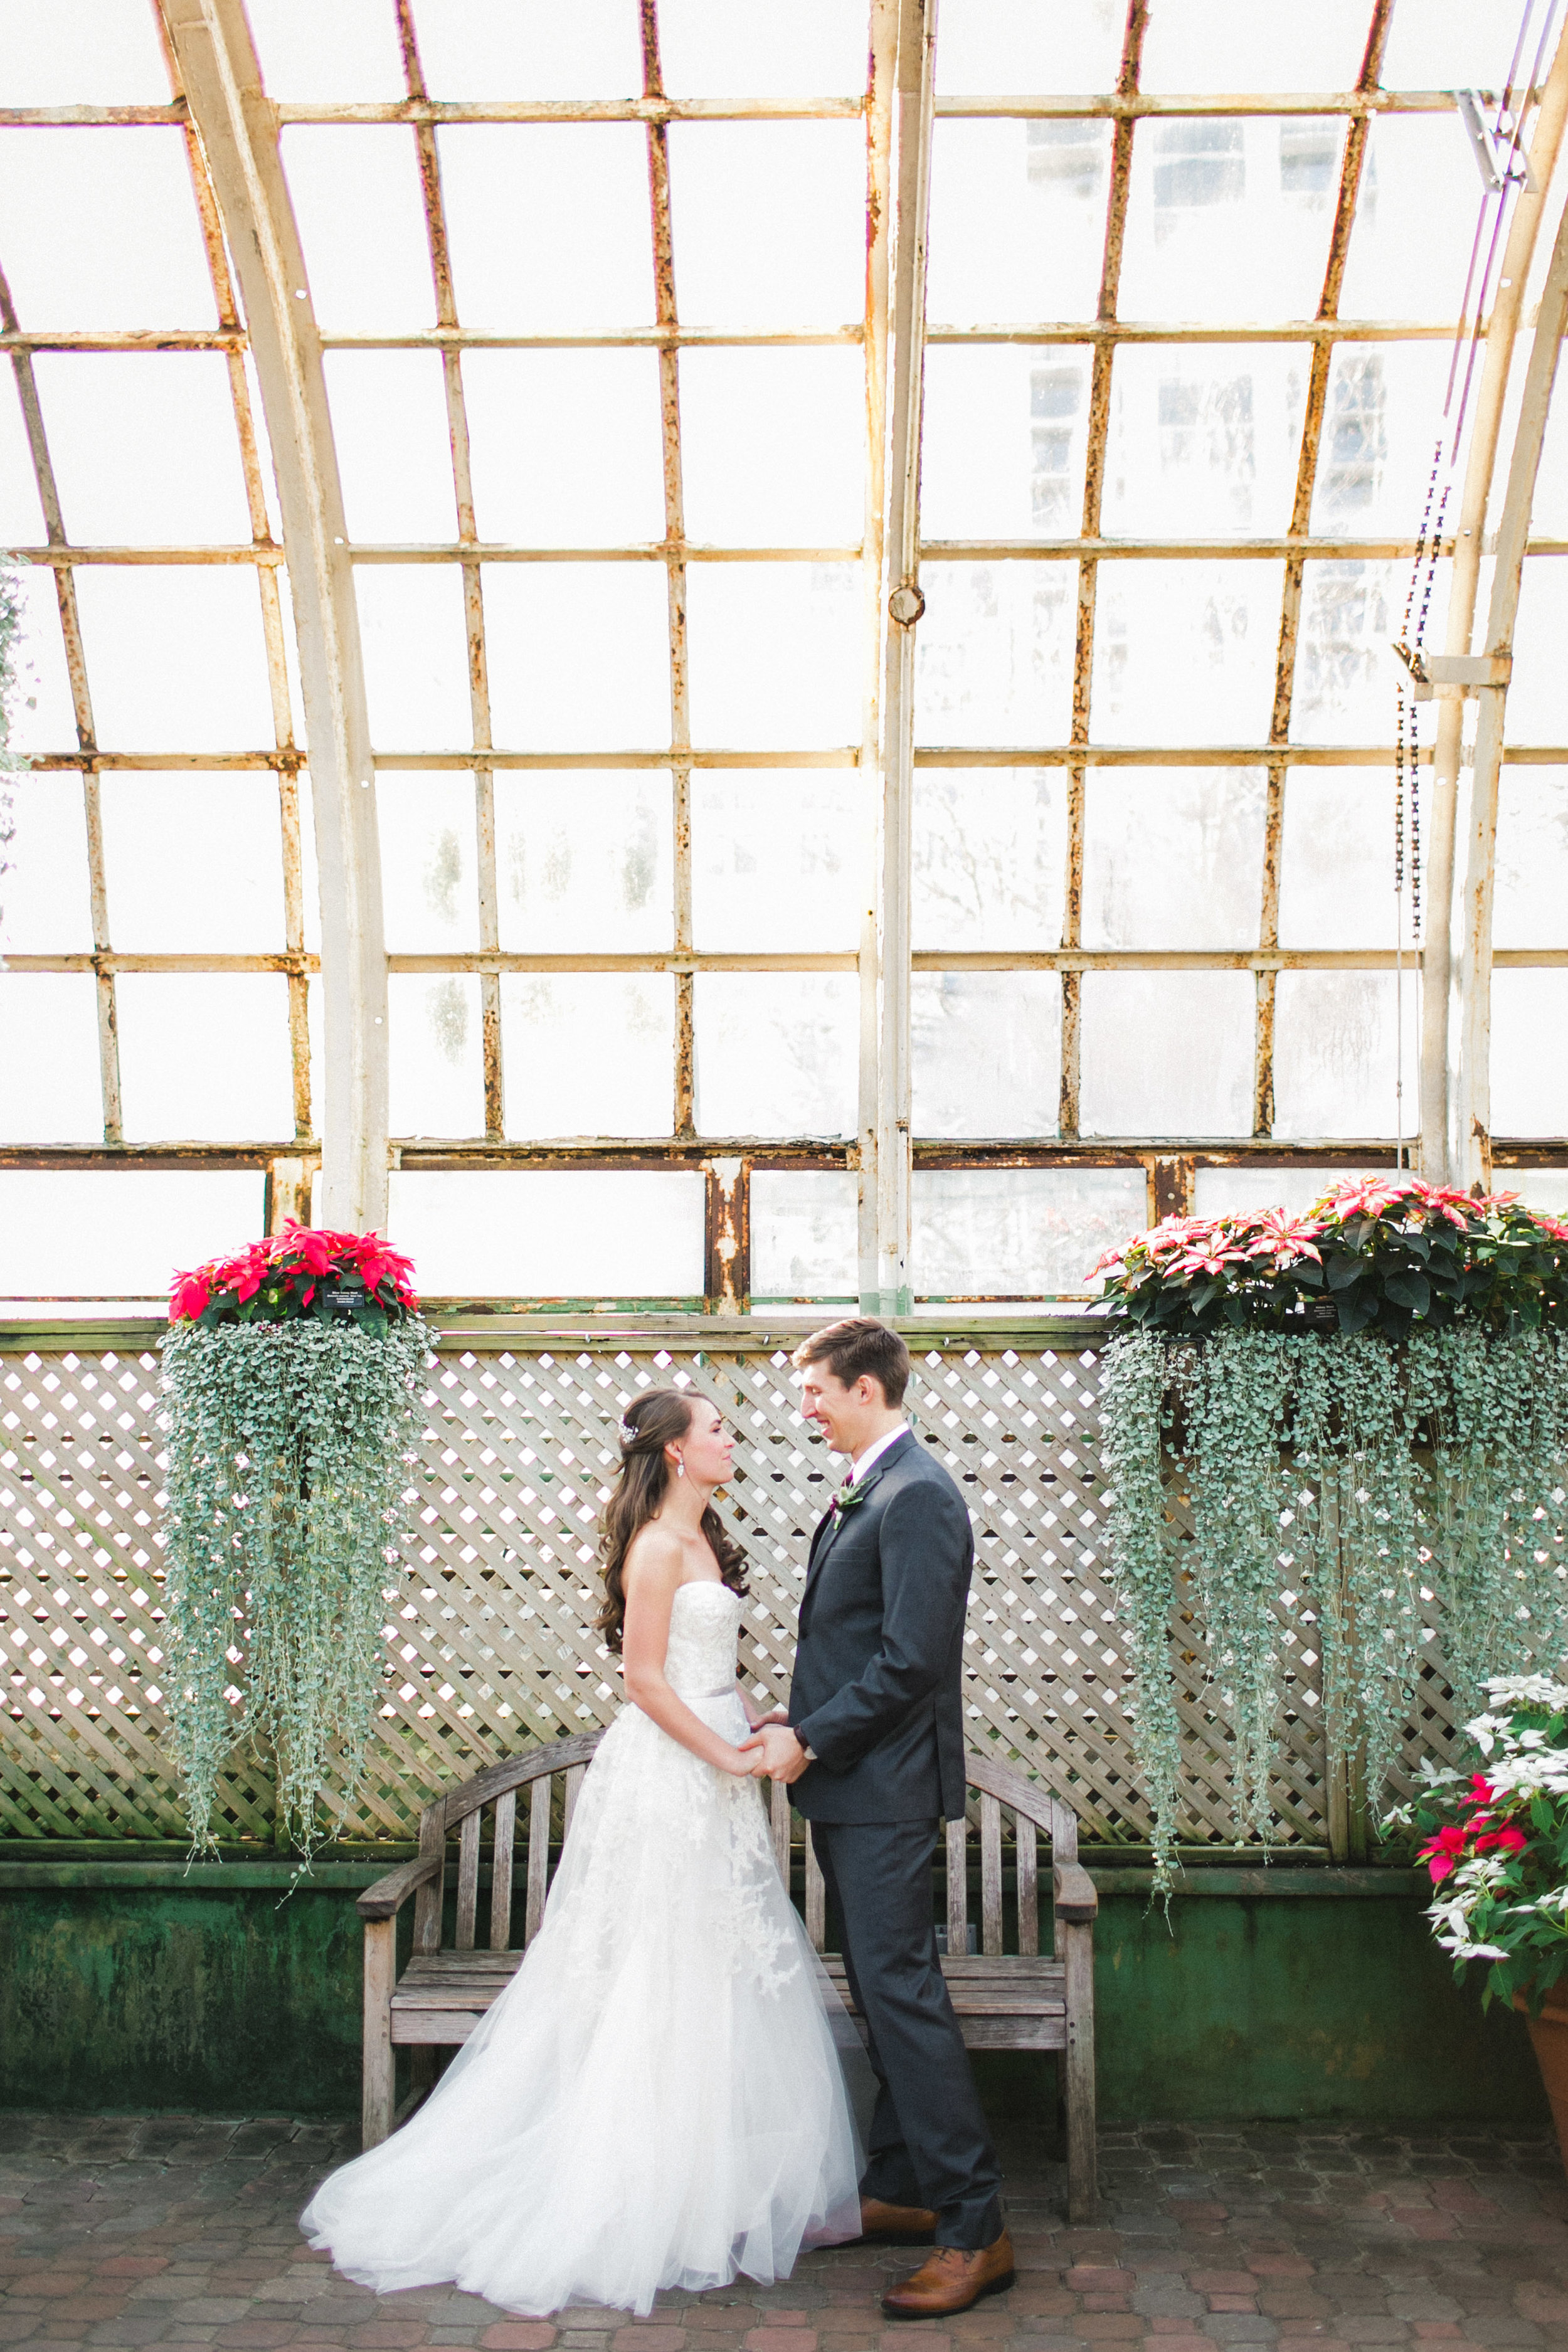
[881,2230,1015,2319]
[855,2194,938,2244]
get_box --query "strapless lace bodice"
[663,1579,741,1697]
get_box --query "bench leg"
[362,1918,396,2151]
[1061,1918,1099,2223]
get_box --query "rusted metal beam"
[857,0,897,1305]
[638,0,697,1146]
[0,257,123,1143]
[9,945,1464,977]
[869,0,937,1316]
[1421,24,1568,1182]
[1062,0,1148,1143]
[702,1157,751,1315]
[1254,0,1392,1146]
[1453,186,1568,1188]
[161,0,388,1229]
[10,532,1488,564]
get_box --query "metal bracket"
[888,581,926,627]
[1456,90,1535,194]
[1391,642,1513,701]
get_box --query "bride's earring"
[675,1456,686,1478]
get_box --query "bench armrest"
[1052,1860,1098,1926]
[358,1854,442,1921]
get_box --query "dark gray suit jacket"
[788,1429,972,1823]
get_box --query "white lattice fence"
[0,1327,1463,1848]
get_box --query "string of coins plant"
[1092,1178,1568,1889]
[161,1225,430,1856]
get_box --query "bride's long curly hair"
[596,1388,748,1655]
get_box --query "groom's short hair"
[793,1317,910,1407]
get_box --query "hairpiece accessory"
[617,1420,637,1446]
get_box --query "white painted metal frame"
[160,0,389,1232]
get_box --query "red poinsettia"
[169,1220,419,1332]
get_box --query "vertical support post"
[857,0,896,1300]
[1061,1913,1099,2222]
[704,1155,750,1315]
[360,1915,396,2151]
[869,0,936,1318]
[161,0,389,1233]
[1426,29,1568,1177]
[1454,188,1568,1184]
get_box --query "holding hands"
[738,1721,811,1784]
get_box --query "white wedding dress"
[301,1582,865,2316]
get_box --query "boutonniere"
[828,1475,871,1522]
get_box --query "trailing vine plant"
[161,1226,430,1856]
[1093,1179,1568,1890]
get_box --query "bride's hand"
[741,1698,789,1730]
[721,1742,766,1777]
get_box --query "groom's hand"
[739,1724,810,1784]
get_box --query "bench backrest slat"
[1017,1813,1039,1956]
[770,1779,790,1882]
[455,1809,480,1951]
[979,1793,1004,1956]
[946,1816,968,1954]
[490,1788,516,1952]
[525,1774,551,1946]
[804,1823,826,1950]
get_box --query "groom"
[742,1319,1012,2320]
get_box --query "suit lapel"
[801,1431,916,1607]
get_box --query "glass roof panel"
[324,353,457,545]
[408,0,643,102]
[1292,559,1451,743]
[913,1167,1147,1298]
[1138,0,1371,94]
[1380,3,1542,88]
[116,974,294,1141]
[1082,770,1266,949]
[913,771,1066,950]
[1277,771,1406,948]
[679,349,864,548]
[926,120,1110,329]
[0,0,172,105]
[1493,974,1568,1135]
[1307,345,1453,535]
[1273,972,1412,1139]
[0,1169,267,1300]
[1118,119,1342,325]
[667,124,867,329]
[4,569,78,758]
[495,773,674,953]
[1080,970,1255,1136]
[1101,346,1306,538]
[1089,559,1283,745]
[436,126,653,334]
[1337,118,1488,320]
[685,563,861,750]
[913,970,1061,1138]
[933,0,1125,97]
[923,349,1091,542]
[659,0,868,97]
[484,563,670,750]
[691,773,870,951]
[34,354,255,546]
[0,371,47,546]
[693,973,857,1136]
[0,975,104,1144]
[388,972,485,1139]
[99,775,287,954]
[354,565,472,750]
[461,352,666,548]
[1505,561,1568,743]
[281,127,435,334]
[0,128,216,331]
[502,975,675,1140]
[72,568,276,750]
[1494,770,1568,950]
[247,0,408,100]
[916,563,1074,746]
[0,776,92,955]
[378,772,482,955]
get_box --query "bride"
[300,1387,865,2316]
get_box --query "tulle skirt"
[300,1693,866,2316]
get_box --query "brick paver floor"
[1,2117,1562,2352]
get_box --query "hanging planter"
[160,1223,431,1856]
[1092,1177,1568,1889]
[1387,1676,1568,2167]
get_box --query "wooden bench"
[358,1736,1100,2220]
